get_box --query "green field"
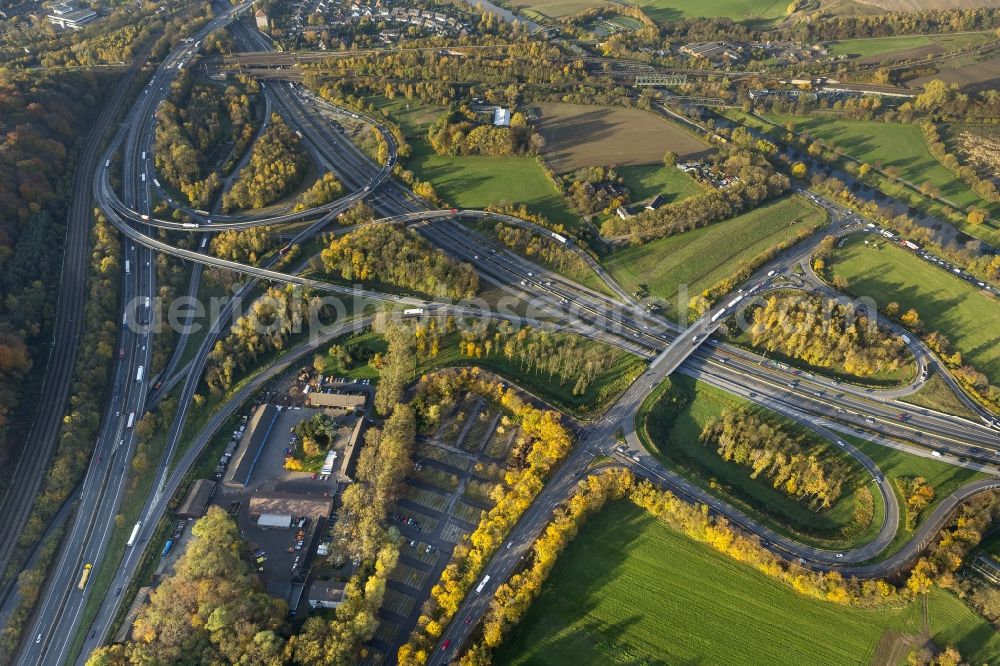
[510,0,610,19]
[634,0,787,22]
[374,96,580,230]
[828,234,1000,385]
[900,374,977,419]
[762,114,1000,219]
[617,164,705,203]
[639,375,883,548]
[605,196,826,313]
[827,31,996,60]
[849,436,987,558]
[498,502,1000,665]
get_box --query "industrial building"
[306,391,367,412]
[177,479,217,519]
[47,1,97,29]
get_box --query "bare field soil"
[911,57,1000,91]
[535,103,710,173]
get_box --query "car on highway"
[441,640,451,651]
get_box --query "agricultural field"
[534,103,709,174]
[373,96,581,230]
[633,0,788,23]
[497,502,1000,665]
[616,164,705,204]
[826,31,996,62]
[827,234,1000,385]
[605,196,825,314]
[911,56,1000,92]
[508,0,610,19]
[762,113,1000,218]
[639,375,883,548]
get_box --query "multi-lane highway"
[8,9,1000,666]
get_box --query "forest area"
[154,72,259,209]
[319,225,480,300]
[742,293,910,379]
[0,71,109,474]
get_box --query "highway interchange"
[8,5,1000,664]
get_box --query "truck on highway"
[182,222,198,229]
[475,575,491,594]
[126,412,136,429]
[402,308,424,316]
[153,178,161,188]
[77,563,93,590]
[125,260,131,275]
[140,173,146,182]
[136,365,144,382]
[551,231,567,244]
[105,159,110,168]
[127,521,142,547]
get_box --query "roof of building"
[493,107,511,127]
[337,417,366,481]
[255,8,267,16]
[307,392,367,410]
[177,479,216,518]
[248,492,334,521]
[223,404,279,489]
[47,6,97,25]
[309,580,347,605]
[646,194,666,210]
[257,513,293,529]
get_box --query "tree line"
[701,408,848,510]
[222,114,309,211]
[399,368,574,664]
[600,148,789,243]
[744,293,910,379]
[319,224,479,300]
[450,320,621,396]
[13,212,122,569]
